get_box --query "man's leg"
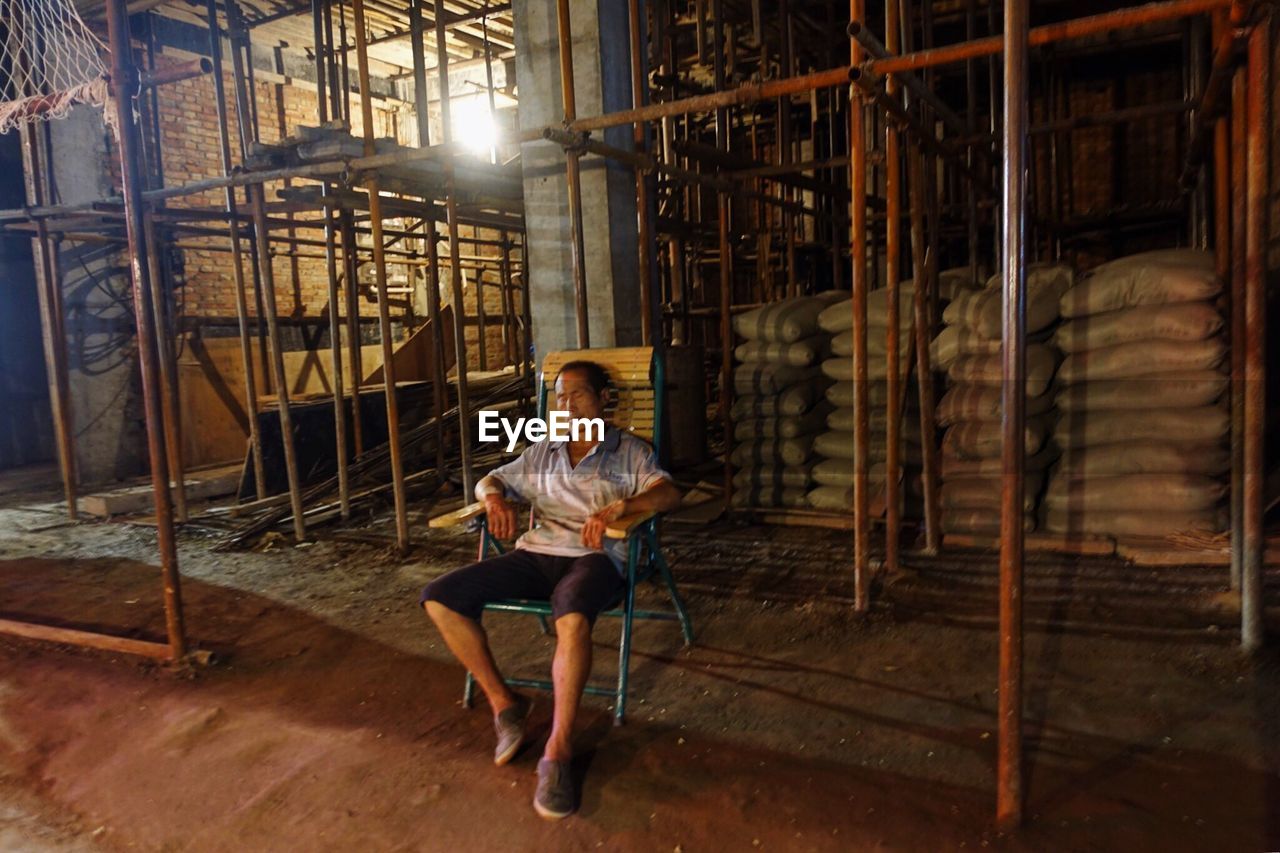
[425,601,517,714]
[421,550,555,716]
[544,611,591,762]
[544,554,626,761]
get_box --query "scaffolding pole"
[997,0,1029,829]
[105,0,187,659]
[352,0,410,551]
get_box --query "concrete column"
[22,106,148,484]
[513,0,642,358]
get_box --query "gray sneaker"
[534,758,575,820]
[493,695,531,766]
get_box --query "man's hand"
[581,498,628,551]
[484,494,518,540]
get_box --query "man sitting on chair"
[420,360,682,820]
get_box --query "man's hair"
[557,360,611,395]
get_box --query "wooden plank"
[427,500,486,529]
[365,304,456,384]
[1114,536,1280,567]
[758,509,855,530]
[178,333,389,468]
[1115,541,1231,567]
[942,531,1117,556]
[0,618,174,661]
[605,510,657,539]
[81,463,244,518]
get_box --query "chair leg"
[537,614,551,635]
[614,535,640,726]
[463,670,475,709]
[649,528,694,647]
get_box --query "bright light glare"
[453,96,496,157]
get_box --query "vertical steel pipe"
[323,202,350,519]
[341,216,365,457]
[500,235,516,365]
[1240,14,1268,651]
[1229,66,1246,591]
[966,0,981,283]
[884,0,904,576]
[907,151,941,553]
[556,0,591,347]
[230,27,307,540]
[476,265,489,371]
[425,222,449,475]
[21,125,78,519]
[997,0,1028,829]
[226,2,272,395]
[1212,10,1231,285]
[629,0,656,345]
[850,0,871,613]
[409,0,449,475]
[779,0,798,298]
[205,0,267,500]
[105,0,187,660]
[312,0,348,517]
[436,2,478,496]
[714,0,734,510]
[142,214,189,522]
[352,0,410,550]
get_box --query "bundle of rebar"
[211,374,529,549]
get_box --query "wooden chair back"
[538,347,663,454]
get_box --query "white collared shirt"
[486,426,671,570]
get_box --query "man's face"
[554,369,607,422]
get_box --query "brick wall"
[138,49,521,370]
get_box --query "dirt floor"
[0,479,1277,851]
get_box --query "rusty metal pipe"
[714,0,734,510]
[20,123,78,520]
[848,20,967,137]
[870,0,1231,76]
[205,0,266,500]
[138,56,213,88]
[1179,0,1250,191]
[1240,13,1268,651]
[437,0,478,496]
[313,0,348,517]
[540,67,853,139]
[1229,66,1245,591]
[555,0,591,348]
[905,153,941,553]
[629,0,656,345]
[997,0,1029,828]
[353,0,410,550]
[1212,10,1231,285]
[105,0,187,660]
[884,0,903,577]
[850,0,871,614]
[142,213,188,522]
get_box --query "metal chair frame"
[433,347,693,725]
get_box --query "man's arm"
[580,478,681,550]
[476,474,519,540]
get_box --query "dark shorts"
[420,549,625,624]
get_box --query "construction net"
[0,0,111,134]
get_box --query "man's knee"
[553,611,591,637]
[549,579,601,627]
[420,574,482,623]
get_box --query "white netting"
[0,0,112,134]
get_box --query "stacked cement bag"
[729,294,840,507]
[1043,250,1229,537]
[806,283,920,511]
[932,264,1074,535]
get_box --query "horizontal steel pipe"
[869,0,1230,75]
